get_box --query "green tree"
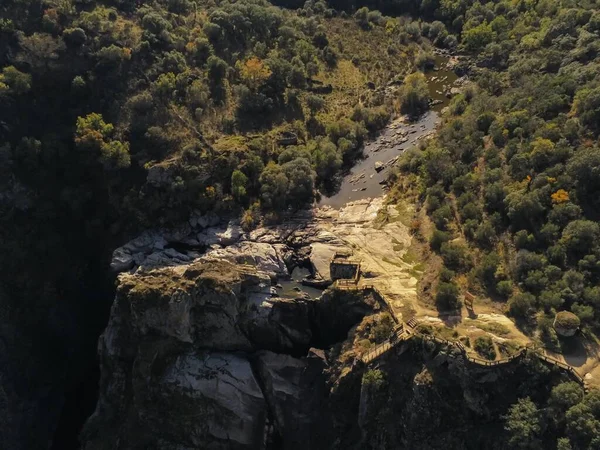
[556,438,572,450]
[399,72,429,116]
[231,170,248,203]
[260,162,288,210]
[306,94,325,115]
[430,228,451,251]
[354,7,370,30]
[573,87,600,134]
[207,55,228,103]
[566,403,600,448]
[567,147,600,201]
[583,389,600,417]
[504,398,542,449]
[74,113,131,169]
[440,242,470,272]
[282,157,315,206]
[508,293,536,318]
[0,66,31,95]
[436,281,461,310]
[462,22,495,51]
[550,382,584,413]
[313,139,341,182]
[561,220,600,259]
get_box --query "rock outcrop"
[256,350,333,450]
[81,258,374,449]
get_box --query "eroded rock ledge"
[109,198,387,286]
[81,258,373,450]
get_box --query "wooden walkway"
[333,281,589,389]
[361,325,410,364]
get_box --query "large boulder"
[554,311,580,337]
[205,241,290,279]
[83,347,267,450]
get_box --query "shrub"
[474,335,496,360]
[508,292,536,318]
[371,313,394,342]
[431,204,453,230]
[496,280,513,299]
[440,242,470,272]
[440,267,456,282]
[430,228,451,251]
[436,281,461,310]
[241,203,261,231]
[399,72,429,117]
[363,369,385,388]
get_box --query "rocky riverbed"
[320,54,462,208]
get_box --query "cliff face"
[81,258,359,450]
[81,255,568,450]
[354,340,565,450]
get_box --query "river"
[319,54,458,208]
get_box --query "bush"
[415,52,435,70]
[371,313,394,342]
[508,292,536,318]
[399,72,429,117]
[496,280,513,299]
[440,242,470,272]
[473,335,496,360]
[431,204,453,230]
[363,369,385,388]
[354,7,371,30]
[440,267,456,282]
[436,281,461,310]
[430,228,451,251]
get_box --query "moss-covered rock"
[554,311,580,337]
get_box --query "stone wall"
[330,262,360,280]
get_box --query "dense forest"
[396,0,600,345]
[4,0,600,449]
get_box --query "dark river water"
[319,55,458,209]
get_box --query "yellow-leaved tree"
[238,57,271,91]
[75,113,130,169]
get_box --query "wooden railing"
[361,328,409,364]
[335,281,588,389]
[334,279,360,290]
[362,341,393,364]
[536,353,586,386]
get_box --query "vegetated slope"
[0,0,440,448]
[358,350,600,450]
[397,1,600,351]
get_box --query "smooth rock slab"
[157,351,268,449]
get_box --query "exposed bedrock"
[81,258,374,450]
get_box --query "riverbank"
[319,54,462,208]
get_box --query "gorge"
[5,1,600,449]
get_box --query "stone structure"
[330,252,361,281]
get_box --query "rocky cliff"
[81,258,372,450]
[81,254,572,449]
[354,338,568,450]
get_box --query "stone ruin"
[330,252,361,281]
